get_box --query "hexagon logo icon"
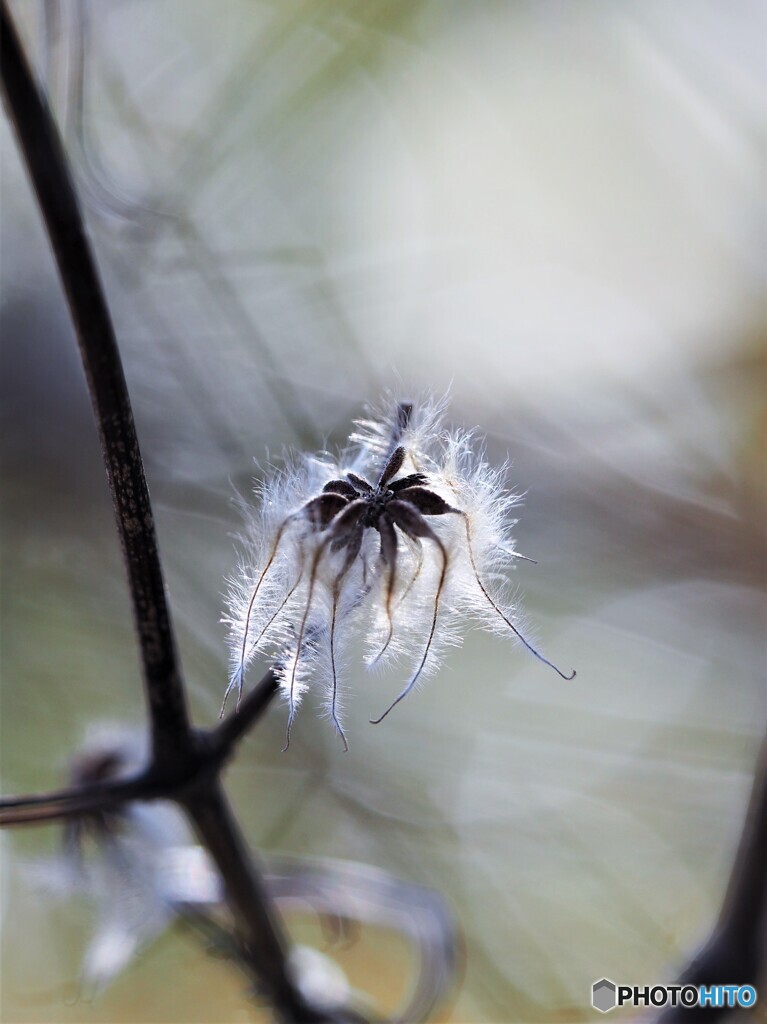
[592,978,617,1013]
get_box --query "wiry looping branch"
[0,7,359,1021]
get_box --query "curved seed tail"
[461,512,575,681]
[370,535,448,724]
[220,666,245,718]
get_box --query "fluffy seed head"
[223,394,574,748]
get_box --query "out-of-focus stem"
[0,772,154,826]
[658,731,767,1021]
[211,669,280,756]
[183,781,334,1023]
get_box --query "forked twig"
[0,7,359,1020]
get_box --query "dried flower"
[224,395,574,749]
[29,726,193,994]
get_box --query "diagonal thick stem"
[0,0,191,773]
[182,781,331,1023]
[0,8,354,1019]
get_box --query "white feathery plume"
[224,395,574,748]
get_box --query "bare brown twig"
[0,5,359,1019]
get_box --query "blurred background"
[1,1,765,1021]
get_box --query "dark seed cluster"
[303,444,458,564]
[226,400,575,751]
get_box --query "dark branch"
[211,668,280,758]
[0,666,281,827]
[0,8,352,1020]
[183,781,333,1023]
[0,0,191,773]
[657,731,767,1022]
[0,771,155,827]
